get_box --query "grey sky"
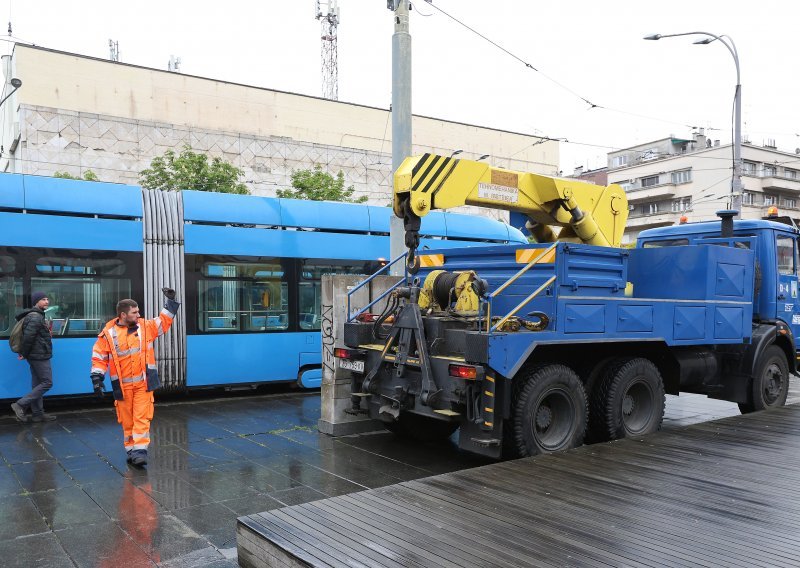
[3,0,798,174]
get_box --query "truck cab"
[638,218,800,354]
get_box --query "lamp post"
[0,77,22,108]
[644,32,742,215]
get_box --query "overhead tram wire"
[419,2,712,133]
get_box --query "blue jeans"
[17,359,53,415]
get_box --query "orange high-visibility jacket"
[91,302,178,400]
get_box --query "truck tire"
[589,357,665,442]
[512,364,587,458]
[738,345,789,413]
[383,413,459,443]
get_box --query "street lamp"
[644,32,742,215]
[0,78,22,108]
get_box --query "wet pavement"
[1,377,798,568]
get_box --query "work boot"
[129,449,147,467]
[31,413,56,423]
[10,402,29,423]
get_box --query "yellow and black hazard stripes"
[515,247,556,264]
[410,154,461,203]
[418,254,444,268]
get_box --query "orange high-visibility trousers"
[114,380,154,451]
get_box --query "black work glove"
[162,287,177,300]
[91,373,105,399]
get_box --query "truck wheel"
[590,357,665,442]
[513,364,587,457]
[738,345,789,413]
[383,413,459,442]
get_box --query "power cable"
[418,2,714,132]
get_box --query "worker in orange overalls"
[90,288,180,467]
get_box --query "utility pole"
[389,0,411,274]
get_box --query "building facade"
[608,130,800,243]
[0,44,557,218]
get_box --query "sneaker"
[31,413,56,422]
[126,451,133,465]
[10,402,28,423]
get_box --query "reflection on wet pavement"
[0,377,797,567]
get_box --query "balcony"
[759,176,800,192]
[625,212,678,230]
[624,183,676,203]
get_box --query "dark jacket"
[15,308,52,360]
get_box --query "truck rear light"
[449,364,477,379]
[334,348,352,359]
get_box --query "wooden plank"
[238,405,800,568]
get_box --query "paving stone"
[0,531,74,567]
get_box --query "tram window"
[36,257,126,275]
[299,261,372,330]
[0,255,22,336]
[29,277,131,336]
[198,260,289,332]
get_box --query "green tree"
[276,165,367,203]
[139,145,248,194]
[54,170,99,182]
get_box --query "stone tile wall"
[16,104,394,204]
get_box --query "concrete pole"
[389,0,411,275]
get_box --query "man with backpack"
[10,292,56,423]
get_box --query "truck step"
[351,392,372,397]
[434,409,460,417]
[470,437,501,447]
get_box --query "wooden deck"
[238,404,800,567]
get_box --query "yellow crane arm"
[393,153,628,270]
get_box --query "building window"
[764,195,777,206]
[611,155,628,168]
[742,192,755,205]
[671,197,691,212]
[763,165,777,177]
[785,169,798,179]
[784,197,797,209]
[641,175,660,188]
[619,182,633,191]
[742,161,757,175]
[648,202,659,215]
[671,170,692,184]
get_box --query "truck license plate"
[339,359,365,373]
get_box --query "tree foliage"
[276,165,367,203]
[54,170,99,182]
[139,145,248,194]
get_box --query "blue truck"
[338,154,795,459]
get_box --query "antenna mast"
[315,0,340,100]
[109,39,120,62]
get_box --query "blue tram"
[0,173,525,398]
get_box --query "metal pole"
[731,81,743,215]
[389,0,411,275]
[644,32,742,215]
